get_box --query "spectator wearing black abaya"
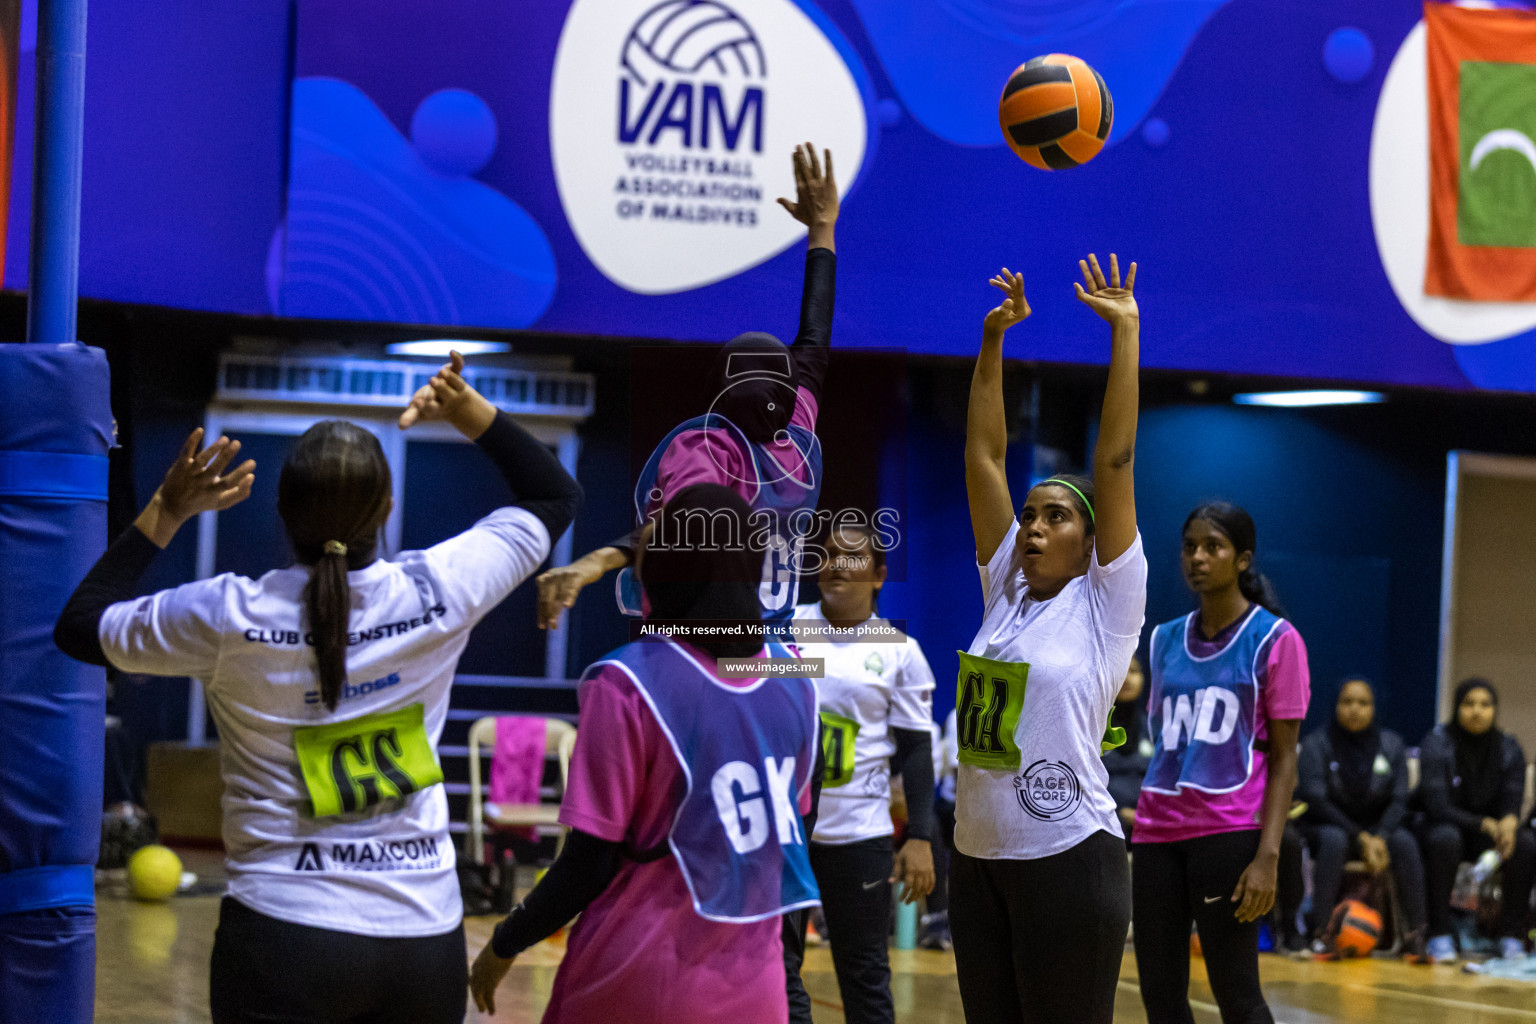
[1418,677,1535,963]
[1103,656,1150,844]
[1297,678,1428,961]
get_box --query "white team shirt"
[955,519,1147,861]
[791,603,935,845]
[98,506,550,937]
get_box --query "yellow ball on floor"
[127,845,182,902]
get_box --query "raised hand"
[776,142,838,246]
[398,350,497,439]
[1074,253,1138,325]
[983,267,1031,336]
[133,427,257,548]
[157,428,256,521]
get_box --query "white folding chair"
[466,716,576,865]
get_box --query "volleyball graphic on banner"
[550,0,869,294]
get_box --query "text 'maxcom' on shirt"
[97,506,551,937]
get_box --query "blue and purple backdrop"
[9,0,1536,390]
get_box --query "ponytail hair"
[1182,501,1286,618]
[278,422,392,710]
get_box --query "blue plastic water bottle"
[894,886,917,950]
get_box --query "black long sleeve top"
[891,726,935,842]
[55,411,581,666]
[1296,727,1410,836]
[1417,725,1527,831]
[610,246,835,559]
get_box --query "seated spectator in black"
[1276,821,1307,954]
[1104,656,1150,843]
[1418,677,1535,964]
[1297,677,1428,961]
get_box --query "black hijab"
[1110,668,1145,750]
[1328,678,1381,795]
[709,332,800,444]
[641,484,763,660]
[1447,677,1503,813]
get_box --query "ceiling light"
[385,339,511,357]
[1232,390,1385,407]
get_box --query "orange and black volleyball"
[998,54,1113,170]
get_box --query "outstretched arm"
[535,529,649,630]
[966,268,1030,566]
[399,351,583,541]
[54,428,255,664]
[778,143,838,404]
[1075,254,1139,565]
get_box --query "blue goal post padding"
[0,342,113,1024]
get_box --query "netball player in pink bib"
[534,142,839,642]
[954,255,1146,1024]
[470,485,821,1024]
[54,354,580,1024]
[1132,502,1310,1024]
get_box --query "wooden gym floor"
[96,850,1536,1024]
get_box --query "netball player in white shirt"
[54,354,581,1024]
[954,256,1146,1024]
[786,523,936,1024]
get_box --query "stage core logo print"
[1015,760,1082,822]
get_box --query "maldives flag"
[1425,1,1536,302]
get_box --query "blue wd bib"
[617,413,822,639]
[582,635,820,922]
[1144,607,1286,795]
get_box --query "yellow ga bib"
[293,703,443,817]
[955,651,1029,771]
[819,709,859,788]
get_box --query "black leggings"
[950,831,1130,1024]
[787,838,896,1024]
[209,897,467,1024]
[1132,830,1270,1024]
[1421,821,1536,938]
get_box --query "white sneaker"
[1426,934,1458,964]
[1501,937,1527,960]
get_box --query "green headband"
[1040,479,1095,523]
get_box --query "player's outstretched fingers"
[195,436,229,471]
[206,439,242,479]
[1087,253,1108,290]
[177,427,204,462]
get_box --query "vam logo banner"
[1424,2,1536,303]
[550,0,868,294]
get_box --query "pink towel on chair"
[490,717,547,808]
